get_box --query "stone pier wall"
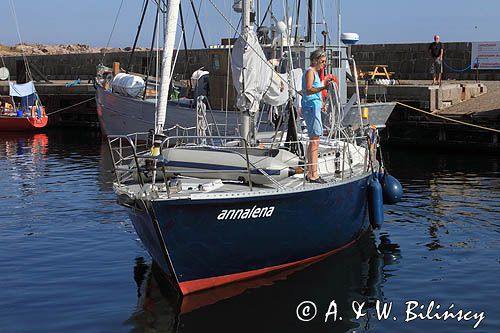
[351,42,500,81]
[3,42,498,83]
[0,49,213,82]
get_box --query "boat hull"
[96,86,395,136]
[0,116,48,131]
[125,174,371,295]
[95,86,240,136]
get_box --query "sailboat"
[95,0,394,137]
[94,0,242,137]
[0,1,48,131]
[107,0,403,295]
[0,80,48,131]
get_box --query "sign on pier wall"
[471,42,500,69]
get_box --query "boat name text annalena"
[217,205,275,220]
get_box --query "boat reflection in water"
[0,133,49,160]
[126,231,401,333]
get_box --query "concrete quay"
[349,80,487,112]
[375,81,500,152]
[0,44,498,152]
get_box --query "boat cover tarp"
[9,81,36,97]
[231,29,301,114]
[111,73,145,98]
[191,69,209,88]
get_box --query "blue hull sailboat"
[107,0,401,295]
[122,173,371,294]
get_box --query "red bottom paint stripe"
[179,239,357,295]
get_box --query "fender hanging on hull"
[368,175,384,229]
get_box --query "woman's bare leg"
[308,136,320,179]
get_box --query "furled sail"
[231,29,300,114]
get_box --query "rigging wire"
[152,0,168,13]
[143,1,161,100]
[189,0,208,48]
[126,0,149,73]
[179,3,191,77]
[8,0,33,82]
[187,0,206,49]
[313,0,317,46]
[206,0,301,96]
[101,0,125,63]
[258,0,274,28]
[293,0,301,41]
[155,1,161,110]
[318,0,331,44]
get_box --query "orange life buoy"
[322,74,338,100]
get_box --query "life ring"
[322,74,338,100]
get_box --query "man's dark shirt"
[429,42,443,58]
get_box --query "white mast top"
[155,0,181,134]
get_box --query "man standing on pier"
[429,35,444,85]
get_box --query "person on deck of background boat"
[301,49,333,184]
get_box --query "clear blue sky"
[0,0,499,48]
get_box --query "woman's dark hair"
[310,49,326,63]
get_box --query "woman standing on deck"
[302,49,332,183]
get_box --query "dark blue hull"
[126,174,371,294]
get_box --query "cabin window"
[212,54,221,70]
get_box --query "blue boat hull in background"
[125,174,371,294]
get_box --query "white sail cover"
[264,68,303,108]
[111,73,145,98]
[232,29,297,114]
[9,81,36,97]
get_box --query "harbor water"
[0,129,498,333]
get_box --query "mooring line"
[46,97,96,116]
[396,101,500,134]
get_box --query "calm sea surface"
[0,129,498,333]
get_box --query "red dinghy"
[1,80,48,131]
[1,0,49,132]
[0,107,48,131]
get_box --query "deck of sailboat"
[115,161,368,202]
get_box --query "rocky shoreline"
[0,43,146,56]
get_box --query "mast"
[306,0,312,43]
[156,0,181,134]
[240,0,252,143]
[256,0,260,27]
[242,0,252,33]
[337,0,342,103]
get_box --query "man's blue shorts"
[302,106,323,137]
